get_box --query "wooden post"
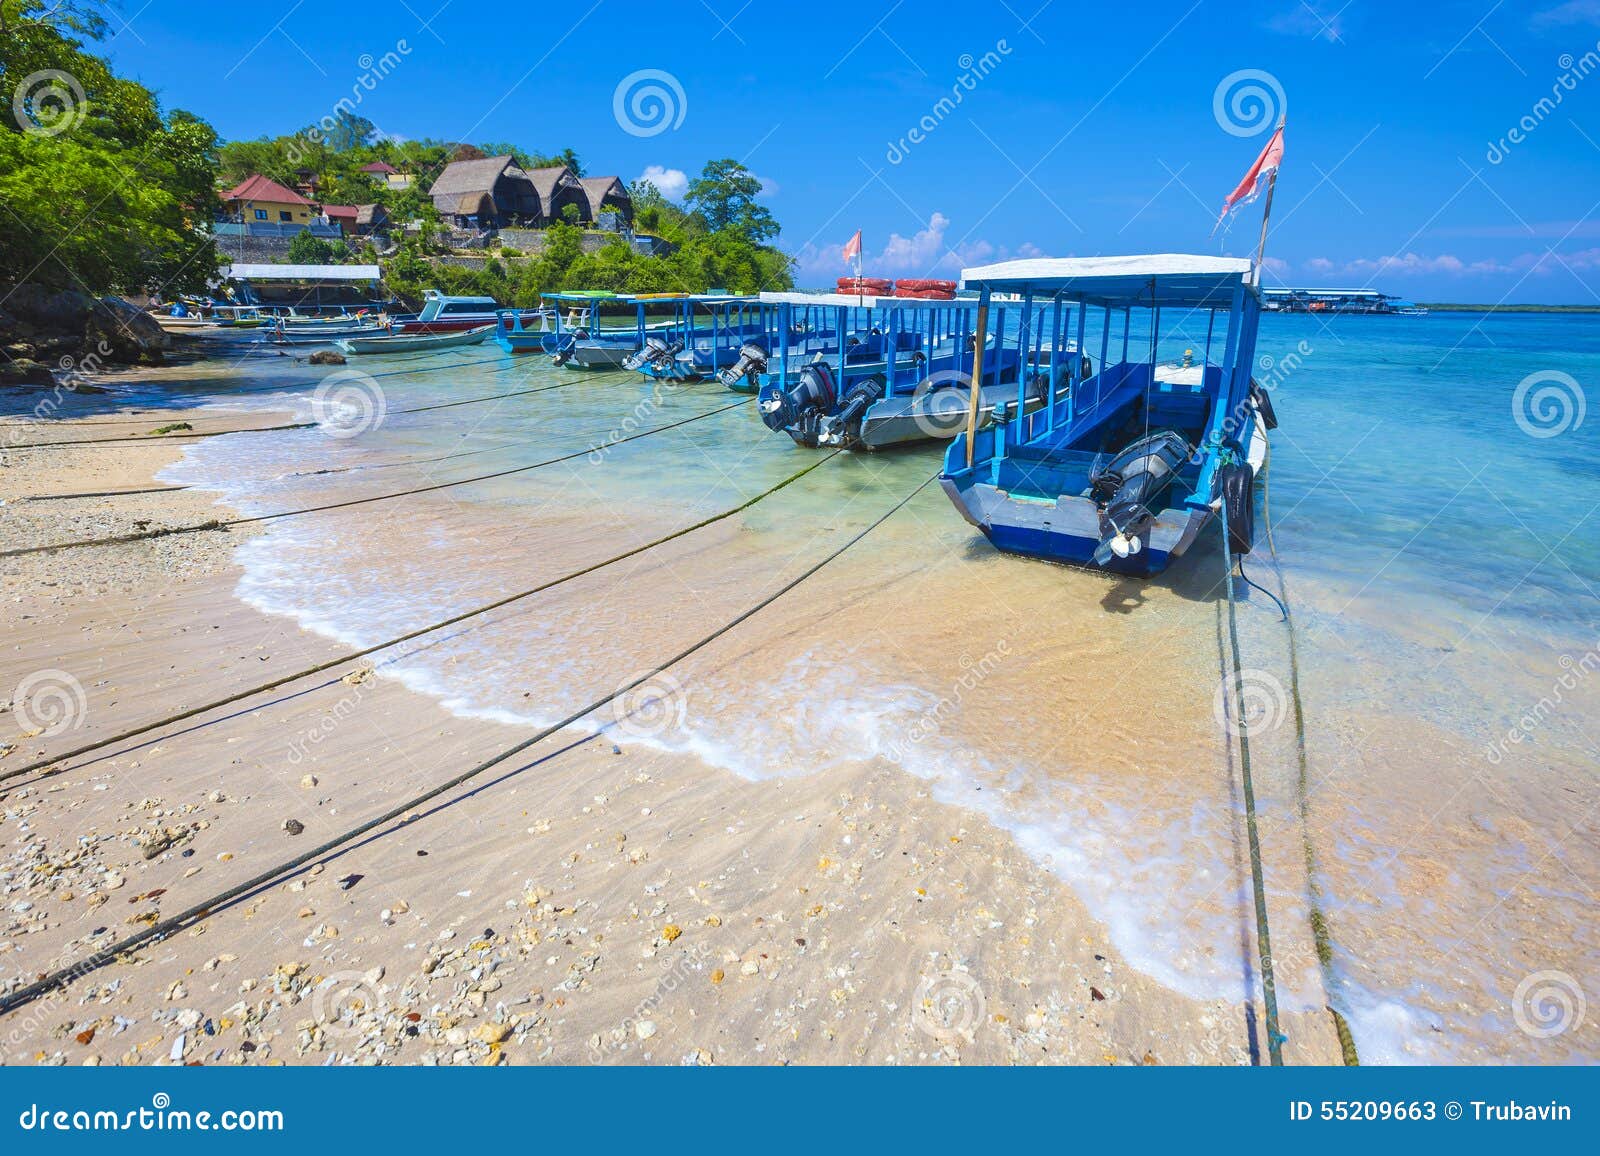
[964,297,990,467]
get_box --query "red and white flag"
[1212,122,1285,235]
[841,229,862,265]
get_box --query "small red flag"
[841,229,862,264]
[1213,122,1285,235]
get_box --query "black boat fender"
[1250,379,1279,430]
[1219,461,1255,555]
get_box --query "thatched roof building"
[579,176,632,221]
[429,156,632,228]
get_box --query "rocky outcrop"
[87,296,170,361]
[0,284,170,383]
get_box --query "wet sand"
[0,389,1351,1066]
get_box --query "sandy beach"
[0,381,1363,1067]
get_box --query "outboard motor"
[816,375,886,447]
[550,330,583,366]
[1088,430,1193,567]
[758,362,837,440]
[717,341,770,390]
[624,336,684,374]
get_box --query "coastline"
[0,392,1350,1066]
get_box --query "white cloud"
[1532,1,1600,27]
[757,175,779,197]
[635,164,688,200]
[789,213,1044,283]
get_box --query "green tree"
[286,230,339,265]
[0,0,221,294]
[685,159,778,244]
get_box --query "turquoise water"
[152,313,1599,1064]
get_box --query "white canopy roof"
[226,264,382,282]
[961,254,1254,306]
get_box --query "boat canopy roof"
[227,263,381,282]
[960,254,1254,308]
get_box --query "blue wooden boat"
[940,255,1274,576]
[499,293,681,368]
[624,295,774,381]
[744,292,1053,450]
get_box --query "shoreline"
[0,389,1348,1066]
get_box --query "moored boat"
[939,254,1274,576]
[744,292,1044,450]
[396,290,549,334]
[334,324,496,355]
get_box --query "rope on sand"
[0,473,936,1018]
[1218,494,1286,1067]
[1,444,841,785]
[1260,445,1360,1066]
[0,399,753,559]
[4,377,581,449]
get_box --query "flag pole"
[1252,116,1286,286]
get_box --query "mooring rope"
[0,399,753,559]
[1218,495,1286,1066]
[4,378,580,449]
[1260,445,1360,1065]
[1,446,841,785]
[0,473,936,1017]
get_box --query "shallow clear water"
[153,314,1600,1064]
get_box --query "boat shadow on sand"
[956,518,1260,616]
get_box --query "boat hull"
[940,478,1205,575]
[400,310,544,334]
[335,326,494,355]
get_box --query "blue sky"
[102,0,1600,303]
